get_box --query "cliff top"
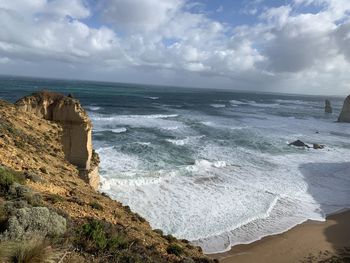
[15,91,91,125]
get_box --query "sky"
[0,0,350,95]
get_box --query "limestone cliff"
[15,91,100,189]
[338,95,350,123]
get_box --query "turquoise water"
[1,75,350,253]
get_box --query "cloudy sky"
[0,0,350,95]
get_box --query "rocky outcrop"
[288,140,325,150]
[313,143,324,149]
[15,91,100,189]
[325,99,332,113]
[289,140,310,148]
[338,95,350,123]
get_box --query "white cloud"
[102,0,184,32]
[0,0,349,95]
[0,0,124,65]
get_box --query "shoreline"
[209,209,350,263]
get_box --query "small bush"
[89,201,103,211]
[39,167,47,174]
[79,220,108,250]
[77,219,132,255]
[153,229,164,236]
[0,167,25,193]
[166,244,184,256]
[164,234,177,242]
[0,239,57,263]
[123,205,132,213]
[68,196,84,206]
[46,194,64,204]
[101,192,110,199]
[132,212,146,223]
[108,232,129,250]
[24,193,43,207]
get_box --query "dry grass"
[0,238,61,263]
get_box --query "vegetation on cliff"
[0,97,215,263]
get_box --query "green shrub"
[108,232,129,250]
[77,219,132,255]
[153,229,164,236]
[123,205,132,213]
[164,234,177,242]
[80,220,108,250]
[166,244,184,256]
[89,201,103,211]
[132,212,146,223]
[0,167,25,193]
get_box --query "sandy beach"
[210,210,350,263]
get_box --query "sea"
[1,75,350,253]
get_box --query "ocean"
[1,75,350,253]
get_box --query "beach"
[210,210,350,263]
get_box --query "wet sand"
[210,210,350,263]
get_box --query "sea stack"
[15,91,100,189]
[325,99,332,113]
[338,95,350,123]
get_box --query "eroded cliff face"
[15,91,100,189]
[338,95,350,123]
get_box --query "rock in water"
[338,95,350,123]
[325,99,332,113]
[289,140,310,148]
[313,143,325,149]
[15,91,100,190]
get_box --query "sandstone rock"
[288,140,310,148]
[325,99,332,113]
[15,91,100,189]
[338,95,350,123]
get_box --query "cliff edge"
[0,96,213,263]
[15,91,100,189]
[338,95,350,123]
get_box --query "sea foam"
[94,94,350,254]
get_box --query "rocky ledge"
[15,91,100,189]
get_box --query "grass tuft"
[0,239,59,263]
[0,166,25,194]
